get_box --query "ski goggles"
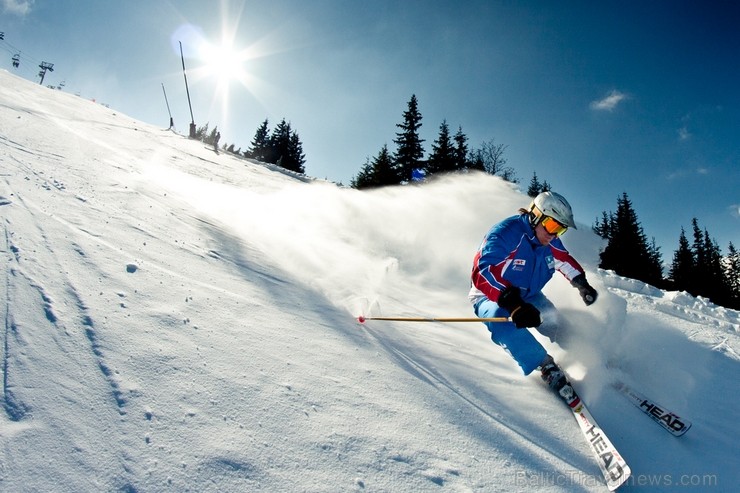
[540,216,568,236]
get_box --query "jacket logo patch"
[512,259,526,271]
[546,255,555,269]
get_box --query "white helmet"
[529,191,577,229]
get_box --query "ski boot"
[539,355,580,408]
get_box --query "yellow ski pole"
[357,315,509,324]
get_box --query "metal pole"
[179,41,196,138]
[161,83,174,129]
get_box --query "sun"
[190,31,261,124]
[171,23,253,89]
[201,40,250,86]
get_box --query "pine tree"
[527,172,542,197]
[690,218,709,296]
[592,211,612,240]
[194,122,210,142]
[286,130,306,173]
[725,242,740,308]
[453,126,469,171]
[246,119,271,162]
[351,144,397,189]
[426,120,456,175]
[669,227,695,291]
[351,158,374,189]
[646,237,664,287]
[266,119,305,173]
[599,192,663,286]
[269,119,291,165]
[393,95,425,182]
[702,230,730,305]
[671,218,734,307]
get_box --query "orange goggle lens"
[541,216,568,236]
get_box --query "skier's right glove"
[498,287,542,329]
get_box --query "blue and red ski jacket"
[469,214,584,306]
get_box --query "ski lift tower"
[38,61,54,85]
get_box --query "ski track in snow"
[1,176,144,490]
[2,222,27,422]
[4,169,123,403]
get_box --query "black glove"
[571,274,598,306]
[498,287,542,329]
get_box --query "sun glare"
[171,22,257,94]
[201,41,250,86]
[188,31,260,124]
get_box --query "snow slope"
[1,69,738,492]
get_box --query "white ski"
[613,382,691,437]
[567,392,631,491]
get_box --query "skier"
[469,191,598,404]
[213,131,221,153]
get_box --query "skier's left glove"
[571,274,598,306]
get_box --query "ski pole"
[357,315,509,324]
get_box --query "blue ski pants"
[474,293,558,375]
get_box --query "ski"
[613,382,691,437]
[542,360,630,490]
[566,392,631,491]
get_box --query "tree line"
[351,95,517,188]
[197,94,519,185]
[194,118,306,174]
[593,193,740,309]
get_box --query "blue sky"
[2,0,738,261]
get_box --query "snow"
[1,69,738,492]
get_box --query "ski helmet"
[529,191,577,229]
